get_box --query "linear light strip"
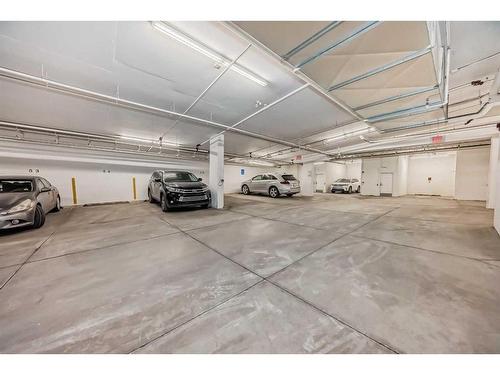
[152,21,268,87]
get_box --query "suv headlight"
[7,199,34,214]
[166,187,183,193]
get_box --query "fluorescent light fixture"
[324,127,373,143]
[152,21,268,87]
[119,135,178,147]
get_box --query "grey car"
[0,176,61,230]
[241,173,300,198]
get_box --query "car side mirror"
[40,187,51,193]
[198,178,203,182]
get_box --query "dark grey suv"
[147,170,211,212]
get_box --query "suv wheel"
[269,186,279,198]
[356,186,360,193]
[348,186,353,194]
[242,185,250,195]
[161,194,169,212]
[33,204,46,229]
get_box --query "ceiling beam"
[295,21,381,69]
[353,85,439,111]
[0,66,332,156]
[328,46,432,91]
[281,21,342,61]
[224,21,366,121]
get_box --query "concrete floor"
[0,193,499,353]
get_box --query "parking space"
[1,193,498,353]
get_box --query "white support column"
[209,134,224,209]
[494,137,500,235]
[487,136,499,209]
[298,162,315,196]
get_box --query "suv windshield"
[336,179,350,183]
[282,175,296,181]
[0,179,33,193]
[163,171,199,182]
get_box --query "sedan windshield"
[0,179,33,193]
[163,171,199,182]
[335,179,350,183]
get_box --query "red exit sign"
[432,135,444,144]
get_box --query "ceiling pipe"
[0,66,330,156]
[295,21,381,69]
[353,85,439,111]
[281,21,343,61]
[328,46,432,91]
[0,120,289,166]
[329,140,490,160]
[159,43,252,141]
[223,22,366,121]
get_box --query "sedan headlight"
[7,199,34,214]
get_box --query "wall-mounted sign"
[432,135,444,144]
[240,168,245,176]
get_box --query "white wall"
[298,162,315,196]
[0,154,208,206]
[455,147,490,201]
[495,145,500,234]
[407,153,456,197]
[396,155,409,196]
[361,158,381,196]
[325,162,346,186]
[346,160,362,180]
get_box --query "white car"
[330,178,361,194]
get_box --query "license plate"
[179,195,207,202]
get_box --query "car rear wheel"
[33,204,45,229]
[348,186,352,194]
[52,196,61,212]
[160,194,169,212]
[242,185,250,195]
[269,186,279,198]
[356,186,360,193]
[148,189,154,203]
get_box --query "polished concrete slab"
[387,205,494,225]
[137,281,392,354]
[31,215,179,262]
[271,235,500,353]
[159,206,251,231]
[0,233,260,353]
[352,215,500,259]
[1,193,499,353]
[188,216,339,277]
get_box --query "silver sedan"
[241,173,300,198]
[0,176,61,230]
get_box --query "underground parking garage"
[0,17,500,357]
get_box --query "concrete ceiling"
[0,21,499,164]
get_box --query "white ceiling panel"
[234,87,356,140]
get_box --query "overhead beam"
[366,101,444,123]
[328,46,432,91]
[0,66,331,156]
[281,21,342,61]
[353,85,438,111]
[295,21,381,69]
